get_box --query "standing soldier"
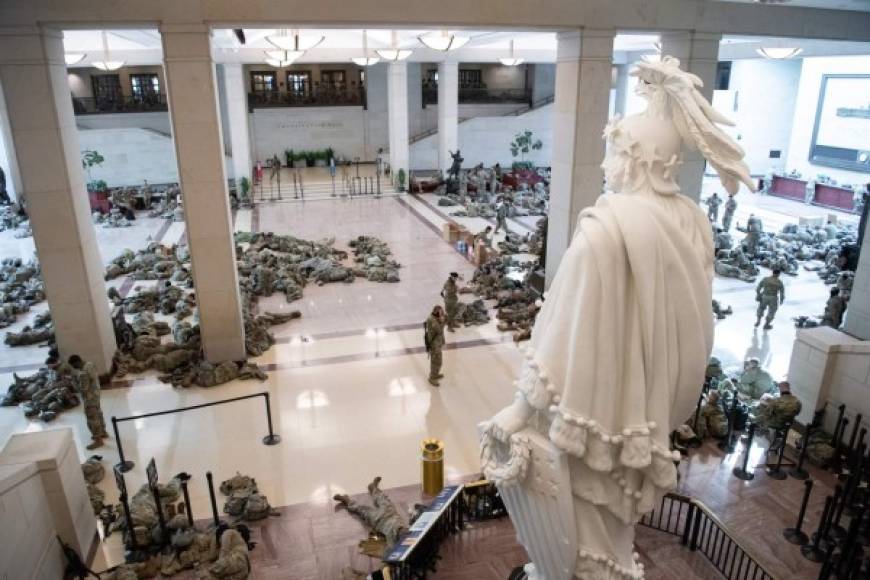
[704,192,722,223]
[740,213,764,257]
[721,192,737,231]
[70,355,109,449]
[821,287,847,328]
[494,196,511,234]
[424,306,446,387]
[441,272,460,332]
[755,269,785,330]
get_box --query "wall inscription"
[276,120,344,130]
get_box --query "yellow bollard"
[421,438,444,495]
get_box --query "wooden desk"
[813,183,855,212]
[769,175,807,202]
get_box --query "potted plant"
[285,149,294,167]
[396,168,406,192]
[509,130,542,172]
[81,149,105,191]
[304,150,317,167]
[239,176,251,202]
[314,149,328,167]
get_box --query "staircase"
[408,95,555,145]
[252,177,401,203]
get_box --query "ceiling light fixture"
[498,40,524,67]
[267,29,324,51]
[756,47,803,59]
[352,30,380,67]
[376,31,413,62]
[92,31,125,71]
[418,30,470,52]
[64,53,87,66]
[264,48,304,67]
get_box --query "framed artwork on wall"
[809,74,870,174]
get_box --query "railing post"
[118,492,138,550]
[733,424,756,480]
[681,503,695,546]
[689,505,702,551]
[262,392,281,445]
[112,416,135,472]
[766,423,790,480]
[181,478,194,527]
[718,394,738,453]
[789,425,812,480]
[784,479,813,545]
[205,471,223,530]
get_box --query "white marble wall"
[711,59,802,176]
[79,127,180,186]
[0,429,96,574]
[410,103,553,170]
[75,111,172,135]
[787,327,870,429]
[844,226,870,339]
[251,106,368,162]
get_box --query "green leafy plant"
[511,161,534,171]
[239,176,251,199]
[81,149,105,184]
[87,179,107,193]
[285,149,295,167]
[396,168,406,192]
[325,147,335,161]
[509,130,543,165]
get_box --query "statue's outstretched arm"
[482,390,535,443]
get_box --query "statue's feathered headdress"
[632,56,756,194]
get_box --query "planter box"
[292,160,307,169]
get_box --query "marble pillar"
[660,31,722,202]
[0,27,116,373]
[222,63,253,184]
[437,61,458,173]
[161,24,246,362]
[844,223,870,339]
[387,61,409,189]
[545,29,615,285]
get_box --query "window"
[286,71,311,95]
[250,71,277,93]
[321,70,346,90]
[459,69,483,88]
[130,74,160,101]
[715,62,732,91]
[91,74,122,109]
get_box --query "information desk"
[769,175,808,202]
[813,183,855,212]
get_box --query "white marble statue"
[480,56,755,580]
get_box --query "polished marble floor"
[0,180,860,576]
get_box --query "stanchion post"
[206,471,222,528]
[733,424,756,480]
[118,492,138,551]
[719,394,738,453]
[790,425,812,480]
[801,495,833,562]
[181,479,194,527]
[112,416,135,472]
[262,392,281,445]
[784,479,813,545]
[766,423,790,480]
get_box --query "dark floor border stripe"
[261,334,514,372]
[394,195,444,239]
[273,321,423,344]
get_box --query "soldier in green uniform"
[755,269,785,330]
[704,192,722,223]
[721,193,737,231]
[441,272,460,332]
[736,357,777,401]
[821,287,847,329]
[424,306,446,387]
[698,390,729,439]
[70,355,110,449]
[755,382,802,431]
[494,197,511,234]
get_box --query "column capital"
[556,28,615,62]
[0,26,64,66]
[160,23,213,61]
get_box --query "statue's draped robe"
[518,191,713,577]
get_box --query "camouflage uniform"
[77,361,108,449]
[736,362,777,401]
[442,277,459,331]
[755,393,802,431]
[821,294,846,328]
[425,314,445,385]
[494,201,510,234]
[705,194,721,222]
[721,195,737,231]
[333,476,407,550]
[697,395,729,439]
[755,274,784,329]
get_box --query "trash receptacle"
[421,438,444,495]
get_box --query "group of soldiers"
[680,356,802,450]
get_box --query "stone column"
[545,29,615,285]
[222,63,252,184]
[161,24,246,362]
[660,31,722,202]
[845,226,870,339]
[387,61,409,189]
[437,61,458,173]
[0,27,116,373]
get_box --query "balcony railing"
[72,95,168,115]
[248,85,366,110]
[422,86,532,107]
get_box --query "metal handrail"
[641,493,778,580]
[72,95,168,114]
